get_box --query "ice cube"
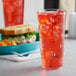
[40,24,49,31]
[47,17,55,25]
[50,18,54,23]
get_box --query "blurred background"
[0,0,75,33]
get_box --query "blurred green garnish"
[2,32,36,40]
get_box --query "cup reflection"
[41,68,62,76]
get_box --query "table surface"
[0,39,76,76]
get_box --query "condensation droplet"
[53,53,56,57]
[61,34,64,38]
[60,44,62,48]
[49,51,57,57]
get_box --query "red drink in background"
[38,10,65,69]
[3,0,24,27]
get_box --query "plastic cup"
[2,0,24,27]
[37,9,65,69]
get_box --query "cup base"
[42,66,62,70]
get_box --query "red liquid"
[38,10,65,69]
[3,0,24,27]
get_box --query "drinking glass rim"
[37,9,65,13]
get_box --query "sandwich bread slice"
[0,24,33,35]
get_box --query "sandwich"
[0,24,36,46]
